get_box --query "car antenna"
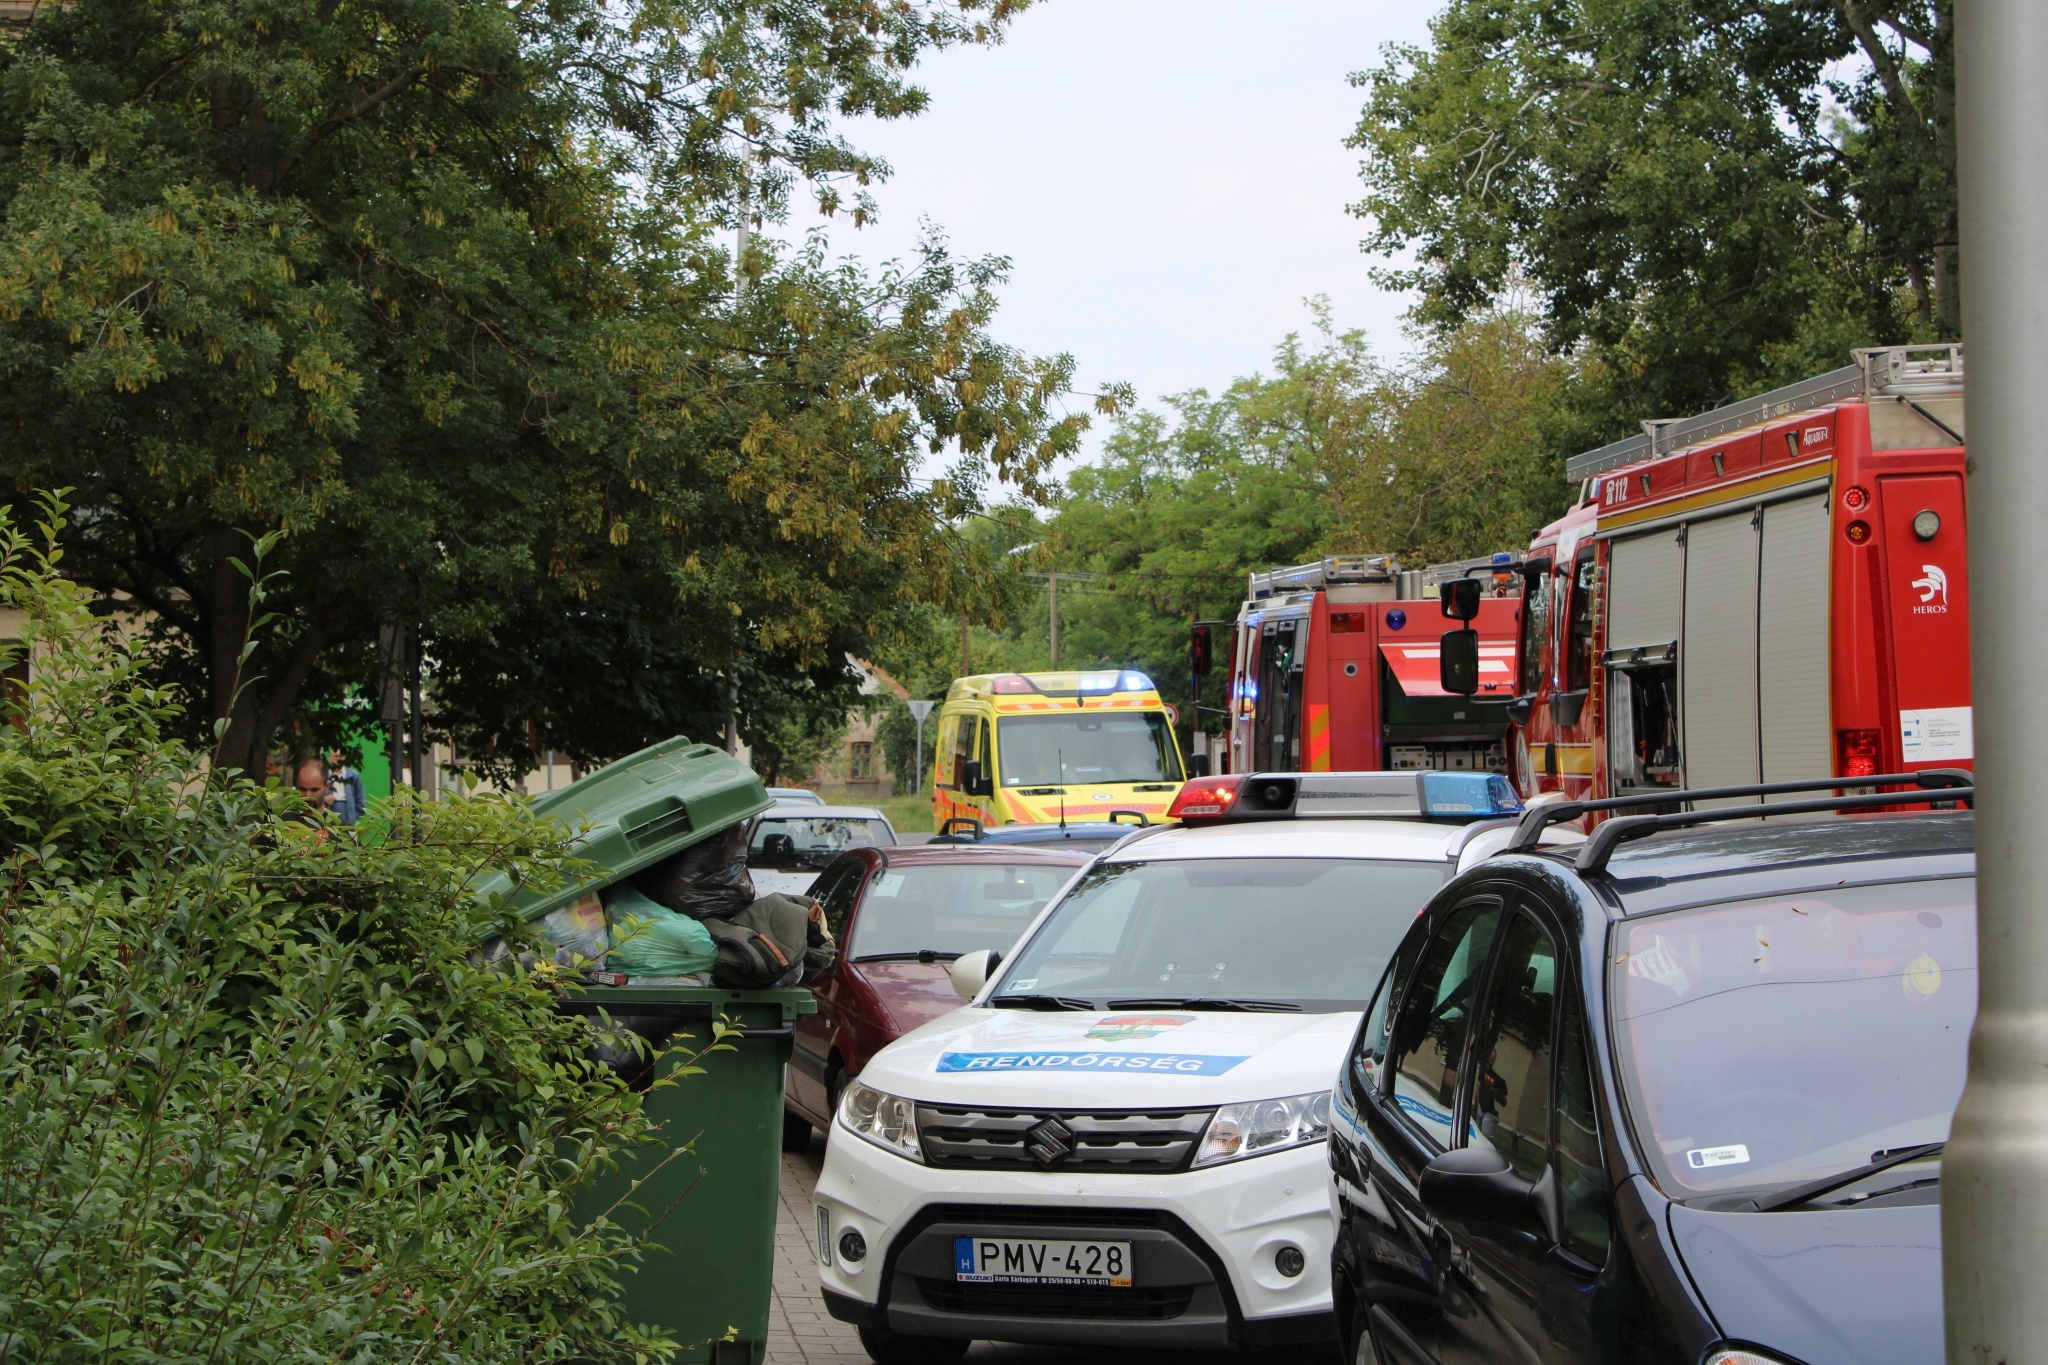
[1058,748,1067,829]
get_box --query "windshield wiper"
[1106,996,1304,1013]
[989,993,1097,1011]
[852,950,962,964]
[1750,1141,1945,1212]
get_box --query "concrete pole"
[1945,2,2048,1356]
[960,612,970,677]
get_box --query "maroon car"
[782,843,1093,1146]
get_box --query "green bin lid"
[475,736,773,920]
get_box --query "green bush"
[0,503,683,1362]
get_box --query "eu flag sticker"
[954,1236,978,1277]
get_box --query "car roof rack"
[1571,785,1974,875]
[1502,770,1972,856]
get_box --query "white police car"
[812,771,1567,1363]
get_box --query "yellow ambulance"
[931,671,1188,829]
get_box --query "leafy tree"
[0,0,1096,778]
[0,500,689,1361]
[1332,311,1572,564]
[1350,0,1953,439]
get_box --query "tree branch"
[268,66,428,187]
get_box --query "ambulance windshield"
[998,712,1184,787]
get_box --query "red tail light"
[1169,775,1245,821]
[1330,611,1366,634]
[990,674,1034,693]
[1837,729,1883,779]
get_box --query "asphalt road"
[766,1131,1337,1365]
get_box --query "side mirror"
[1189,753,1212,779]
[950,948,1002,1001]
[1440,577,1482,622]
[1440,629,1480,695]
[1191,623,1214,678]
[1506,695,1534,727]
[960,759,993,797]
[1418,1146,1559,1243]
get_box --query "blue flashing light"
[1421,772,1523,819]
[1386,608,1407,631]
[1492,551,1513,565]
[1120,671,1153,692]
[1079,672,1118,691]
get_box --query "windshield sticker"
[1085,1014,1194,1042]
[871,873,906,899]
[1005,978,1039,992]
[1905,953,1943,1002]
[1686,1144,1751,1170]
[937,1050,1247,1076]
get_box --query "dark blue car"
[1331,775,1974,1365]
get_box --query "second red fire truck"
[1504,344,1969,806]
[1213,553,1522,776]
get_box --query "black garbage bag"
[633,823,755,920]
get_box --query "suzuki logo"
[1913,564,1948,605]
[1911,564,1950,615]
[1024,1116,1076,1168]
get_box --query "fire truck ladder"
[1247,554,1399,601]
[1564,343,1965,481]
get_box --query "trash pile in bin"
[484,823,836,988]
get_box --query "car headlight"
[837,1079,924,1163]
[1192,1090,1332,1167]
[1703,1351,1800,1365]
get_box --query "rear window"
[748,816,894,871]
[1611,876,1975,1200]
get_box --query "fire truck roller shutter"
[1682,510,1762,802]
[1757,494,1833,795]
[1605,528,1685,795]
[1607,530,1683,652]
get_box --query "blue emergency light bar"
[1168,771,1522,825]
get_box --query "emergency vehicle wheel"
[856,1325,969,1365]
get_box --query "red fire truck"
[1506,344,1968,807]
[1215,554,1522,775]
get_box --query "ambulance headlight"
[1193,1090,1332,1167]
[839,1080,924,1163]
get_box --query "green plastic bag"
[603,885,718,978]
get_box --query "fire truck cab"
[1506,344,1969,808]
[1223,554,1521,776]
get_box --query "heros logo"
[1912,563,1950,614]
[936,1050,1248,1076]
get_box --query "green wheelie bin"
[477,737,818,1365]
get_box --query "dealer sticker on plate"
[954,1236,1133,1287]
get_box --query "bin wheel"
[856,1325,969,1365]
[781,1107,815,1152]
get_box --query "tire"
[780,1107,815,1152]
[856,1325,970,1365]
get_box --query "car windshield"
[748,816,893,870]
[1611,876,1976,1201]
[997,713,1185,787]
[849,861,1077,960]
[991,857,1449,1011]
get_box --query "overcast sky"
[787,1,1442,465]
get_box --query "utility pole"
[960,612,970,677]
[1049,569,1059,668]
[1945,3,2048,1357]
[726,176,750,760]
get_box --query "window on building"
[849,740,875,781]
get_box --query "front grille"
[922,1204,1169,1230]
[917,1105,1212,1172]
[913,1277,1195,1320]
